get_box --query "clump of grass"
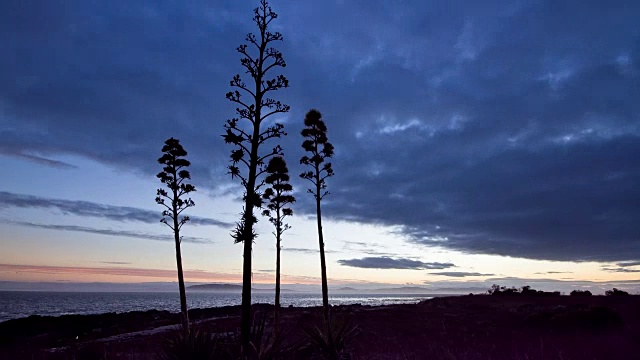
[303,316,359,360]
[161,328,219,360]
[243,313,279,360]
[220,312,293,360]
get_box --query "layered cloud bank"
[1,0,638,263]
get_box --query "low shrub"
[605,288,630,296]
[303,316,359,360]
[161,328,219,360]
[488,284,561,296]
[570,290,592,296]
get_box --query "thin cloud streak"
[282,247,337,254]
[430,272,495,277]
[1,151,77,169]
[8,221,211,244]
[602,267,640,273]
[616,261,640,267]
[0,191,232,228]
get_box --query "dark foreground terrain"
[1,295,639,359]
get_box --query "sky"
[1,0,639,294]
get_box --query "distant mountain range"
[187,283,242,292]
[370,286,435,294]
[335,287,358,292]
[332,286,448,294]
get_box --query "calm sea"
[0,291,430,322]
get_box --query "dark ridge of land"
[332,286,484,294]
[369,286,441,293]
[187,283,296,293]
[186,283,243,291]
[1,295,639,359]
[335,286,358,291]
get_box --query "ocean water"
[0,291,430,322]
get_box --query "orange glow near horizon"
[0,263,327,284]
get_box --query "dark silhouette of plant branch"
[261,156,295,339]
[221,0,289,354]
[300,109,335,326]
[155,137,196,332]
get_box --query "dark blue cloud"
[1,0,639,261]
[603,267,640,273]
[617,261,640,267]
[338,257,455,270]
[0,0,250,181]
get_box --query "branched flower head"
[300,110,334,200]
[155,138,196,234]
[262,156,295,233]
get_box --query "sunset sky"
[1,0,639,294]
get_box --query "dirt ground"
[1,295,639,359]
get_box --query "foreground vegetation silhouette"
[261,156,295,339]
[2,290,639,359]
[300,109,335,325]
[156,137,196,332]
[488,284,560,297]
[222,0,290,353]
